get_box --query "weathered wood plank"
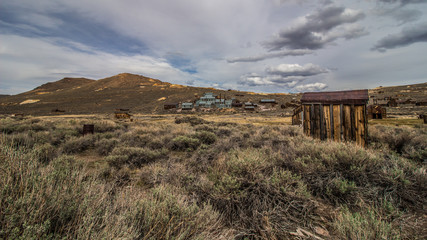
[324,105,331,140]
[320,104,324,140]
[340,104,344,141]
[333,105,341,142]
[311,104,315,138]
[343,105,351,141]
[364,104,368,147]
[352,104,356,142]
[303,105,310,136]
[355,105,365,147]
[330,104,334,140]
[314,104,321,139]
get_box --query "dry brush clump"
[369,124,427,162]
[1,116,426,239]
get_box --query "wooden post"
[320,104,324,140]
[340,104,343,141]
[330,104,334,141]
[350,104,355,141]
[333,105,341,142]
[311,104,315,137]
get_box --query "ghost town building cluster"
[163,92,277,112]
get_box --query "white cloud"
[293,82,327,92]
[265,63,328,77]
[0,34,195,94]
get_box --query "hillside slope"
[0,73,425,116]
[0,73,296,115]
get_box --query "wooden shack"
[164,103,179,110]
[292,106,302,125]
[367,105,386,119]
[114,109,131,119]
[300,89,369,147]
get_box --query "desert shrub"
[170,136,200,151]
[214,121,237,127]
[333,206,400,240]
[32,143,57,164]
[94,121,121,133]
[194,148,316,238]
[131,185,231,239]
[193,130,217,145]
[107,147,167,168]
[195,124,215,133]
[61,135,95,154]
[5,132,35,149]
[215,126,232,137]
[120,132,151,147]
[147,136,167,150]
[49,128,80,146]
[29,123,48,132]
[0,144,85,239]
[280,125,302,136]
[369,125,427,162]
[175,116,207,126]
[139,161,190,188]
[96,138,119,156]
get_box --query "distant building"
[292,106,303,125]
[164,103,179,110]
[244,102,257,111]
[114,109,131,119]
[194,92,233,109]
[367,105,386,119]
[259,99,277,104]
[232,102,243,107]
[181,102,194,110]
[195,92,217,108]
[244,106,255,111]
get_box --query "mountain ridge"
[0,73,425,116]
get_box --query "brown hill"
[0,73,297,115]
[1,73,425,116]
[34,77,95,92]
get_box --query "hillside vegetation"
[0,116,426,239]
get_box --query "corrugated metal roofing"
[301,89,368,104]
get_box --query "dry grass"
[1,114,426,239]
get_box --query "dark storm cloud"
[263,6,366,51]
[372,22,427,51]
[226,49,313,63]
[238,63,328,91]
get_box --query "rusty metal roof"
[301,89,368,104]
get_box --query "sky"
[1,0,426,95]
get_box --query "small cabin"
[164,103,179,110]
[292,106,302,125]
[232,102,243,107]
[115,112,131,119]
[181,102,194,110]
[114,109,131,119]
[367,105,386,119]
[244,106,255,111]
[300,89,369,147]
